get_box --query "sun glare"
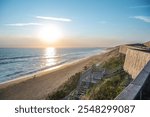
[38,24,63,44]
[45,47,56,66]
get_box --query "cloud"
[5,23,42,26]
[131,16,150,23]
[5,16,72,27]
[36,16,72,22]
[130,5,150,8]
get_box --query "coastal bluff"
[124,49,150,79]
[144,41,150,47]
[116,42,150,100]
[119,43,150,79]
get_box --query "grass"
[102,53,125,72]
[84,71,131,100]
[47,72,81,100]
[83,53,132,100]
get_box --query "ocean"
[0,48,104,83]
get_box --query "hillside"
[82,49,132,100]
[47,47,132,100]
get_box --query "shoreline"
[0,55,95,89]
[0,49,114,100]
[0,49,106,87]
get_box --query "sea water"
[0,48,104,83]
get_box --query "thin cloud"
[130,5,150,8]
[131,16,150,23]
[36,16,72,22]
[5,23,42,26]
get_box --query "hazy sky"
[0,0,150,48]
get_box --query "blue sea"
[0,48,104,83]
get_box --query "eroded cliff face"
[123,49,150,79]
[119,45,129,54]
[144,41,150,47]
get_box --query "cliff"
[144,41,150,47]
[119,45,129,54]
[123,48,150,79]
[119,43,146,54]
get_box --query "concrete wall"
[124,49,150,79]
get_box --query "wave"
[5,71,23,77]
[0,55,37,60]
[0,60,26,65]
[0,56,61,65]
[5,59,69,79]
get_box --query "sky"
[0,0,150,48]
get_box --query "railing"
[115,61,150,100]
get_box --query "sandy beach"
[0,48,117,100]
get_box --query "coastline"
[0,49,105,87]
[0,48,105,85]
[0,49,115,100]
[0,55,95,89]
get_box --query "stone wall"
[123,49,150,79]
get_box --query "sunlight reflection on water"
[45,47,57,66]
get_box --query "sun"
[38,24,63,44]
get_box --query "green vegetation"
[47,72,81,100]
[102,53,125,71]
[83,53,132,100]
[47,49,131,100]
[84,71,131,100]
